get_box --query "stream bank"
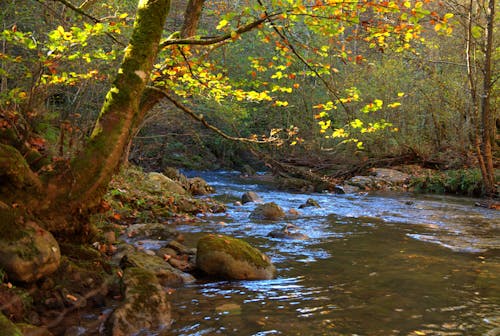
[0,165,498,335]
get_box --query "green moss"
[197,234,271,268]
[0,313,23,336]
[410,168,489,196]
[0,209,30,242]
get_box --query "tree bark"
[479,0,496,196]
[52,0,171,211]
[180,0,206,38]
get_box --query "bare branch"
[144,86,280,144]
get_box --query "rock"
[0,219,61,283]
[339,184,360,194]
[348,175,375,190]
[370,168,409,185]
[332,185,346,194]
[249,202,285,221]
[103,231,116,244]
[63,326,86,336]
[241,191,263,204]
[118,250,195,286]
[348,168,410,191]
[146,172,187,195]
[240,164,256,177]
[126,223,180,241]
[0,312,22,336]
[268,224,309,240]
[187,177,214,195]
[162,167,188,186]
[17,323,54,336]
[277,176,314,193]
[298,198,321,209]
[196,234,276,280]
[104,267,171,336]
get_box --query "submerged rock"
[196,234,276,280]
[268,224,309,240]
[250,202,285,221]
[241,191,263,204]
[104,267,171,336]
[0,219,61,283]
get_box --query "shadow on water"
[169,171,499,335]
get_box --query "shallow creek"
[167,171,499,336]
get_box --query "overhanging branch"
[145,86,280,144]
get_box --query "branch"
[37,0,126,47]
[144,86,280,144]
[160,14,277,48]
[255,0,352,118]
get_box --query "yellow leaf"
[217,19,229,30]
[434,23,442,32]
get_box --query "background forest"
[1,0,498,195]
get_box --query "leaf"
[216,19,229,30]
[471,25,482,39]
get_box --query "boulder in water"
[187,177,214,195]
[250,202,285,221]
[298,198,321,209]
[241,191,263,204]
[104,267,171,335]
[268,224,309,240]
[196,234,276,280]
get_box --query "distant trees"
[0,0,495,242]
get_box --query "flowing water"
[168,172,499,336]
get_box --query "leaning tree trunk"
[53,0,171,210]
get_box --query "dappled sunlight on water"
[169,171,499,335]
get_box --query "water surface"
[169,172,499,335]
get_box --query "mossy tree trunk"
[52,0,171,210]
[0,0,171,237]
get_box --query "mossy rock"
[0,313,22,336]
[187,177,214,195]
[298,198,321,209]
[196,234,276,280]
[146,172,187,195]
[118,250,195,286]
[249,202,285,221]
[16,323,53,336]
[0,220,61,283]
[104,267,171,335]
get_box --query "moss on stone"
[197,234,271,268]
[0,313,23,336]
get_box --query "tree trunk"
[52,0,171,211]
[479,0,496,196]
[180,0,206,38]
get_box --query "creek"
[168,171,499,336]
